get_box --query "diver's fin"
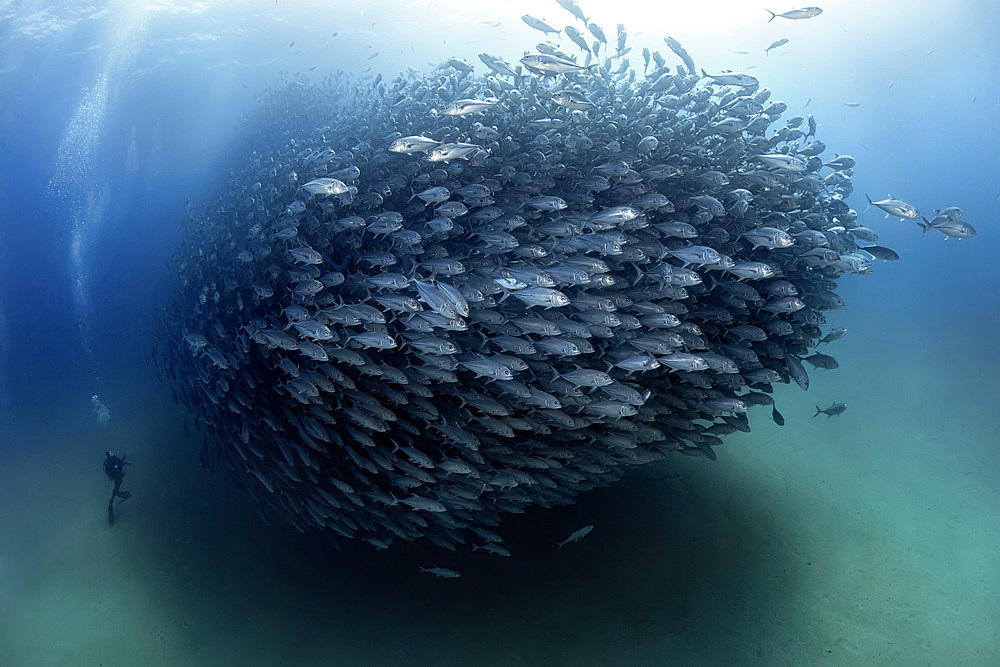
[116,491,132,500]
[108,495,116,526]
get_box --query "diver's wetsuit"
[104,452,131,526]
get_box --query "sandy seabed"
[1,306,996,666]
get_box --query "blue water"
[1,1,997,664]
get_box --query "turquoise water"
[1,297,995,664]
[1,1,997,664]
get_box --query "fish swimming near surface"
[587,22,607,44]
[564,25,592,54]
[765,7,824,22]
[519,53,591,74]
[664,36,697,76]
[521,15,560,35]
[556,0,588,24]
[765,38,789,55]
[701,69,759,87]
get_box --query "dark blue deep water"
[1,2,997,664]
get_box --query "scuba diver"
[103,451,131,526]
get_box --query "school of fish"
[158,5,961,553]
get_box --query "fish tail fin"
[765,9,777,22]
[863,193,873,213]
[813,405,821,417]
[630,264,644,287]
[700,68,709,78]
[918,217,932,235]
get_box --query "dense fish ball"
[162,36,887,551]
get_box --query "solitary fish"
[765,38,789,55]
[419,566,460,578]
[557,525,594,548]
[765,7,824,22]
[813,402,846,418]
